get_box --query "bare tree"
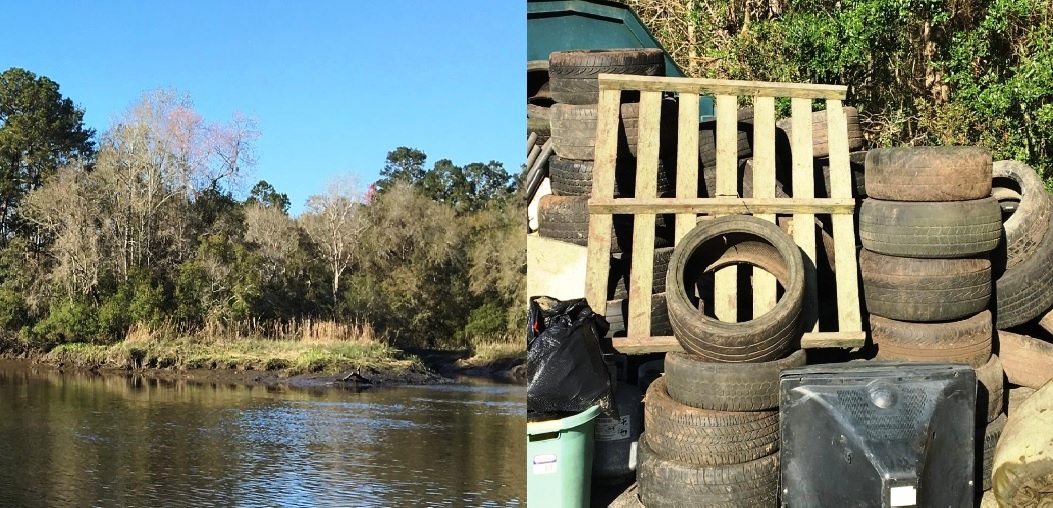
[300,174,370,308]
[244,202,299,279]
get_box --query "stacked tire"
[636,215,806,506]
[536,48,675,337]
[858,146,1005,494]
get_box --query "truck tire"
[864,146,992,201]
[814,150,867,198]
[664,349,806,411]
[536,195,673,253]
[547,156,673,198]
[993,160,1052,270]
[993,212,1053,329]
[775,107,863,158]
[644,378,779,466]
[982,413,1007,492]
[604,293,672,337]
[870,311,993,368]
[637,435,779,508]
[548,48,664,105]
[992,380,1053,506]
[667,216,804,363]
[858,197,1001,258]
[976,354,1005,424]
[859,249,991,322]
[996,330,1053,390]
[609,247,674,300]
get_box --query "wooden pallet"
[584,74,866,354]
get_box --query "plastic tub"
[527,405,601,507]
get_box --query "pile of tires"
[535,48,676,338]
[635,215,805,506]
[857,146,1005,494]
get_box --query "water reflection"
[0,361,525,507]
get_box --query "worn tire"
[992,380,1053,506]
[548,103,601,160]
[536,195,673,253]
[994,211,1053,329]
[667,215,804,362]
[993,160,1052,270]
[604,293,672,337]
[976,354,1005,424]
[548,49,664,105]
[870,311,993,368]
[864,146,992,201]
[1006,386,1035,416]
[775,107,864,158]
[996,330,1053,390]
[858,197,1001,258]
[620,99,680,158]
[814,150,867,198]
[643,378,779,466]
[637,434,779,508]
[859,249,991,322]
[698,119,752,171]
[609,247,673,300]
[527,104,551,138]
[665,349,806,411]
[982,413,1007,492]
[547,156,673,197]
[700,157,793,200]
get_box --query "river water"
[0,361,525,507]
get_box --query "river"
[0,360,526,507]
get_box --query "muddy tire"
[664,349,806,411]
[609,248,674,300]
[548,49,664,105]
[982,413,1007,492]
[992,380,1053,506]
[996,330,1053,390]
[871,311,993,368]
[1006,386,1035,416]
[604,293,672,337]
[536,195,673,253]
[859,249,991,322]
[993,160,1052,270]
[814,150,867,198]
[864,146,992,201]
[667,216,804,362]
[775,107,864,158]
[976,354,1005,424]
[643,378,779,466]
[637,434,779,508]
[858,197,1002,258]
[994,212,1053,329]
[547,156,673,197]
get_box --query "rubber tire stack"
[858,146,1004,495]
[635,215,806,506]
[537,48,675,340]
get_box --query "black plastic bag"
[527,295,616,417]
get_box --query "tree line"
[619,0,1053,185]
[0,67,525,351]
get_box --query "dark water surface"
[0,361,525,507]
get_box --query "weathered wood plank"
[588,197,857,215]
[752,97,778,317]
[825,100,863,333]
[801,331,867,349]
[612,335,683,354]
[791,98,818,333]
[627,91,662,337]
[597,74,848,100]
[675,93,701,244]
[584,89,621,314]
[714,95,738,323]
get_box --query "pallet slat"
[675,93,700,243]
[714,95,739,323]
[584,89,621,314]
[588,197,857,214]
[752,97,778,316]
[825,100,863,334]
[627,92,663,337]
[790,98,819,334]
[598,74,848,99]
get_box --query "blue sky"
[2,1,524,215]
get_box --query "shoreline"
[0,344,525,389]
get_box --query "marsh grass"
[42,320,417,376]
[459,333,525,369]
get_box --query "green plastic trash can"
[527,405,602,507]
